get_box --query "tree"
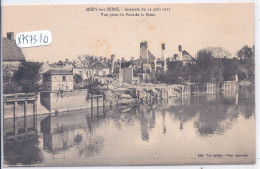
[13,62,42,93]
[77,55,96,80]
[190,49,224,83]
[220,57,239,81]
[74,74,83,84]
[237,45,255,82]
[157,61,189,84]
[3,64,16,85]
[3,64,23,94]
[237,45,254,60]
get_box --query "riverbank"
[3,81,242,119]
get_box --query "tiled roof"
[43,69,73,75]
[3,37,26,61]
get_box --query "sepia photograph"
[1,3,255,167]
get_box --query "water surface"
[4,87,255,166]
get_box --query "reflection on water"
[4,136,43,166]
[4,87,255,166]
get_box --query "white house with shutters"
[42,69,74,91]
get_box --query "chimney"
[111,54,115,74]
[161,43,165,60]
[140,41,148,63]
[178,45,183,61]
[7,32,14,41]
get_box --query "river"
[3,87,255,166]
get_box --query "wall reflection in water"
[4,114,43,166]
[40,109,105,157]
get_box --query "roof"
[91,60,109,70]
[39,63,51,74]
[43,69,73,75]
[2,37,26,61]
[148,50,156,61]
[182,50,193,61]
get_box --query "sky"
[2,3,254,63]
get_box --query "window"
[62,75,66,81]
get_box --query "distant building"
[91,61,110,77]
[155,59,166,73]
[72,66,88,80]
[155,43,167,72]
[181,50,194,64]
[148,50,156,63]
[204,47,232,58]
[172,45,194,64]
[42,69,73,91]
[3,32,26,68]
[142,63,152,73]
[139,41,157,74]
[73,60,110,80]
[119,67,134,84]
[140,41,148,63]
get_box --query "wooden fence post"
[24,101,27,133]
[14,101,17,135]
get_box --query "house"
[91,61,110,77]
[51,60,75,71]
[39,62,52,84]
[73,60,110,80]
[94,75,114,84]
[181,50,194,64]
[42,69,74,91]
[172,46,194,65]
[3,32,26,68]
[73,66,88,80]
[204,47,232,58]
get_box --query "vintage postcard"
[1,3,255,167]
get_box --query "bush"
[74,74,83,84]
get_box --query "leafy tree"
[220,57,239,81]
[237,45,254,60]
[121,60,132,68]
[189,50,224,83]
[74,74,83,84]
[157,61,189,84]
[85,80,103,95]
[3,64,22,94]
[237,45,255,82]
[13,62,42,93]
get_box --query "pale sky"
[2,3,254,62]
